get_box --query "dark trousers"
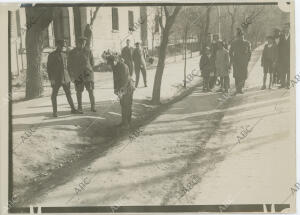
[220,76,230,91]
[280,67,290,87]
[135,65,147,87]
[235,78,245,92]
[125,61,133,76]
[51,82,75,113]
[209,76,216,89]
[203,76,210,90]
[120,91,133,125]
[75,80,95,110]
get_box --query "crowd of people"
[46,23,290,129]
[199,23,290,94]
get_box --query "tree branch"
[163,6,170,18]
[90,7,100,27]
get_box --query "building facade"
[10,6,161,75]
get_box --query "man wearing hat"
[278,23,290,89]
[47,39,77,117]
[68,36,96,113]
[133,41,147,88]
[104,52,135,128]
[121,39,133,76]
[229,28,252,94]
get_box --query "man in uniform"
[229,28,252,94]
[47,39,77,117]
[104,52,135,128]
[133,42,147,88]
[121,39,133,76]
[68,37,96,113]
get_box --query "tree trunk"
[25,28,44,99]
[152,27,170,104]
[151,6,181,104]
[202,7,211,52]
[25,7,53,99]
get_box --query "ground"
[12,46,295,212]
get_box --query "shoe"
[71,109,79,114]
[77,108,83,114]
[144,84,148,87]
[261,86,266,90]
[53,112,58,117]
[91,107,97,112]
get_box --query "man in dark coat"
[133,42,147,88]
[278,23,290,89]
[229,28,252,94]
[47,39,77,117]
[200,47,215,92]
[209,34,220,89]
[68,37,96,113]
[104,52,135,128]
[121,39,133,76]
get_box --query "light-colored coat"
[216,48,230,77]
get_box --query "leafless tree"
[152,6,181,104]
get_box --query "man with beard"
[229,28,252,94]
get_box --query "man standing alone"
[47,39,77,117]
[133,42,147,88]
[121,39,133,76]
[68,37,96,113]
[229,28,251,94]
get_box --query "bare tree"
[152,6,181,104]
[226,5,238,41]
[25,7,54,99]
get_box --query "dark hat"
[78,36,87,42]
[135,41,141,45]
[55,38,65,45]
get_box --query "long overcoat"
[229,39,251,80]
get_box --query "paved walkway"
[14,45,295,213]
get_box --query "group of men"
[47,37,147,128]
[261,23,290,90]
[200,29,252,94]
[47,37,95,118]
[121,39,148,88]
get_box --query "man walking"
[47,39,77,117]
[121,39,133,76]
[229,28,252,94]
[133,42,147,88]
[68,37,96,113]
[278,23,290,89]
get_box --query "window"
[112,8,119,31]
[128,10,134,31]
